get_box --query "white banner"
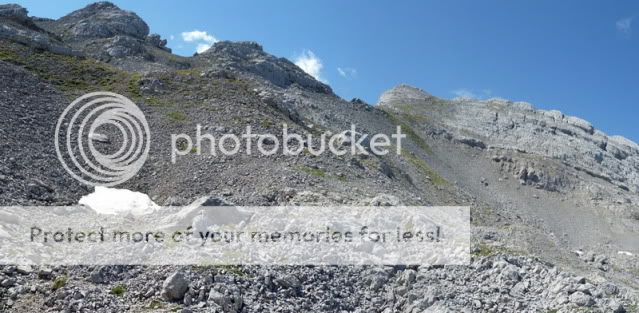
[0,205,470,265]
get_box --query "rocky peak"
[203,41,263,58]
[378,84,432,106]
[198,41,332,94]
[0,4,29,23]
[55,1,149,41]
[0,4,73,55]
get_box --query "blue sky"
[12,0,639,142]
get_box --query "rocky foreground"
[0,255,632,313]
[0,2,638,312]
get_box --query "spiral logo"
[55,92,150,186]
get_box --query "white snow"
[79,186,158,216]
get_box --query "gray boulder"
[569,291,595,307]
[161,271,189,301]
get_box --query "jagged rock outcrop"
[146,33,171,52]
[0,2,173,63]
[44,1,156,60]
[52,1,149,41]
[0,4,73,55]
[0,4,28,23]
[196,41,332,94]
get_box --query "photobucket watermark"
[55,92,408,186]
[54,92,150,187]
[170,124,406,163]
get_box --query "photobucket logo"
[171,124,406,163]
[55,92,150,186]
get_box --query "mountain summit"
[54,1,150,41]
[377,84,432,106]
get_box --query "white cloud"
[452,88,492,100]
[294,50,327,83]
[616,17,633,34]
[337,67,357,79]
[181,30,218,54]
[182,30,217,43]
[169,35,175,40]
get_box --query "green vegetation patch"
[51,275,67,290]
[625,304,638,313]
[111,284,126,296]
[166,111,188,122]
[387,113,432,154]
[472,242,495,257]
[127,73,143,100]
[299,165,326,178]
[147,300,165,310]
[0,41,141,98]
[402,150,448,186]
[472,241,527,258]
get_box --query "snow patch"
[79,187,158,216]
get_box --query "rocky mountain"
[0,2,637,312]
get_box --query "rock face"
[46,1,159,61]
[146,33,171,52]
[0,4,73,55]
[0,4,28,22]
[103,35,145,57]
[380,86,639,195]
[0,2,171,63]
[197,41,332,94]
[54,1,149,41]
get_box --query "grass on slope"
[110,284,126,296]
[383,105,451,187]
[298,165,348,182]
[166,111,188,122]
[401,149,448,186]
[388,113,433,155]
[0,41,135,98]
[299,165,326,178]
[0,40,175,108]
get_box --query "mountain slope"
[0,2,637,312]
